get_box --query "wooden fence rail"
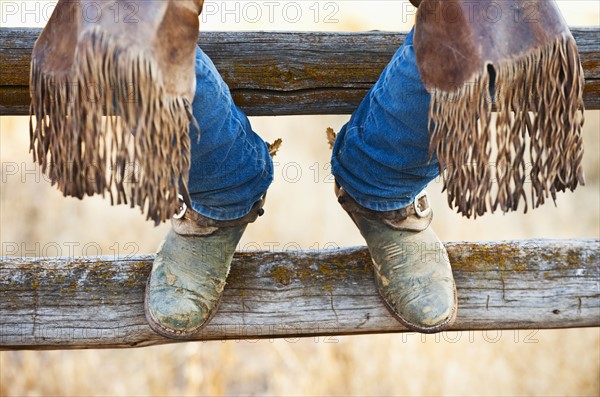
[1,239,598,350]
[1,27,599,116]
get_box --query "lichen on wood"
[1,239,598,350]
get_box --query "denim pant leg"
[331,28,439,212]
[187,47,273,221]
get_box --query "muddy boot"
[336,185,457,333]
[145,197,265,339]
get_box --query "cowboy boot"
[336,185,457,333]
[145,196,265,339]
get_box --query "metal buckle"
[172,194,188,219]
[414,191,432,218]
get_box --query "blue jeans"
[188,28,439,220]
[187,48,274,220]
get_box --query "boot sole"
[383,287,458,334]
[144,276,223,340]
[371,260,458,334]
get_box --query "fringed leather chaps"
[30,0,204,224]
[414,0,585,218]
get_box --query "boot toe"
[392,284,456,332]
[147,286,209,334]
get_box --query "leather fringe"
[429,33,585,218]
[29,27,193,225]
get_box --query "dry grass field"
[1,1,599,396]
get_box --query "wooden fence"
[1,240,598,349]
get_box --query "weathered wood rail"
[1,239,598,350]
[1,27,599,116]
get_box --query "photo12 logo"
[200,1,340,25]
[1,1,140,25]
[1,241,139,260]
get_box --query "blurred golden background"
[1,1,599,396]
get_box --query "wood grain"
[1,239,598,350]
[1,28,598,115]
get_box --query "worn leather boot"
[336,185,457,333]
[145,196,265,339]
